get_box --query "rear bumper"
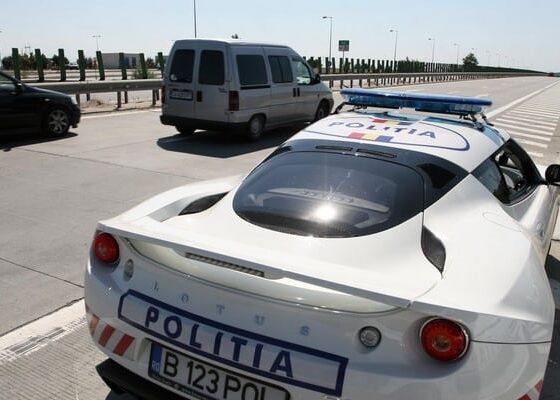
[160,115,245,132]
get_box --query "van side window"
[268,56,293,84]
[199,50,225,85]
[237,55,268,87]
[292,58,312,85]
[169,50,195,83]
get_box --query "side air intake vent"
[421,227,446,272]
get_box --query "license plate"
[149,342,290,400]
[170,89,193,100]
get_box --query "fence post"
[139,53,148,79]
[78,50,86,81]
[325,57,330,74]
[11,48,21,80]
[58,49,66,82]
[119,53,127,80]
[157,52,165,77]
[96,51,105,80]
[35,49,44,82]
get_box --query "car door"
[0,73,34,130]
[265,50,298,125]
[165,45,198,120]
[291,57,320,121]
[195,43,230,123]
[474,139,557,260]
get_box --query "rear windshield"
[233,151,424,238]
[169,49,195,83]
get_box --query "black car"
[0,71,80,136]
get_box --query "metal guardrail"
[32,72,545,108]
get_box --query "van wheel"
[176,126,195,135]
[246,115,265,141]
[314,101,330,121]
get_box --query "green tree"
[463,53,479,66]
[1,56,13,69]
[146,57,156,68]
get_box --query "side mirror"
[15,82,24,93]
[313,74,321,84]
[545,164,560,186]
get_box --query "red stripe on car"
[98,325,115,347]
[113,334,135,356]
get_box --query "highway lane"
[0,76,559,399]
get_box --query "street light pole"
[322,16,333,69]
[485,50,491,66]
[0,30,3,69]
[453,43,460,66]
[428,37,436,64]
[193,0,198,38]
[496,53,501,68]
[390,29,398,67]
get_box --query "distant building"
[100,53,140,69]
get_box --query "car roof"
[173,38,290,48]
[292,110,510,172]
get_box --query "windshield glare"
[233,151,424,238]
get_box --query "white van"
[160,39,333,140]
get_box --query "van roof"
[173,38,291,48]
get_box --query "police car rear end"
[85,90,555,400]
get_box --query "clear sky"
[1,0,558,71]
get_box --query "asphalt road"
[0,76,559,399]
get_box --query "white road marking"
[508,110,559,121]
[476,94,489,97]
[497,129,551,142]
[495,117,557,128]
[447,91,460,94]
[82,110,152,120]
[0,300,86,364]
[518,104,560,112]
[491,122,554,136]
[511,107,560,117]
[513,138,548,148]
[486,80,560,118]
[527,151,544,158]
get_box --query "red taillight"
[93,232,120,264]
[420,318,469,362]
[228,90,239,111]
[161,85,166,104]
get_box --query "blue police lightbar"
[340,89,492,116]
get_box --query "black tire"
[175,126,195,135]
[314,101,330,121]
[246,115,265,141]
[43,107,70,136]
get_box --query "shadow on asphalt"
[156,126,302,159]
[0,130,78,152]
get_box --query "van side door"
[265,48,298,125]
[230,46,271,123]
[291,57,320,121]
[165,44,198,122]
[195,43,229,123]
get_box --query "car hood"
[26,85,70,99]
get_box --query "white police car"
[85,89,560,400]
